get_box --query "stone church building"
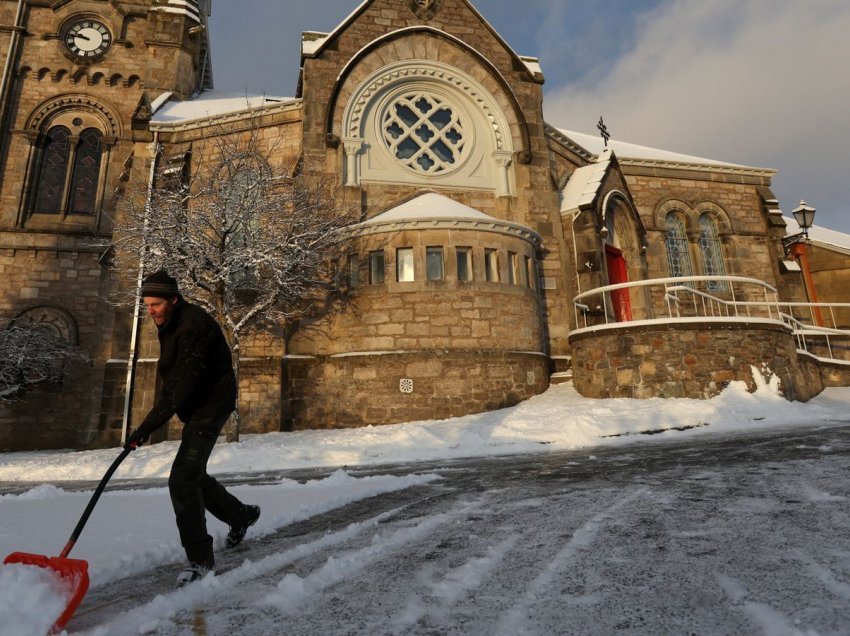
[1,0,847,451]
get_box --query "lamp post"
[784,200,822,326]
[792,200,816,239]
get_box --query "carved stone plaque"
[409,0,443,19]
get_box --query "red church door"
[605,244,632,322]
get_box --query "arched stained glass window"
[68,128,103,214]
[224,167,263,290]
[34,127,71,214]
[699,213,727,291]
[665,212,693,278]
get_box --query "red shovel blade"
[4,551,90,633]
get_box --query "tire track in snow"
[257,497,487,613]
[495,487,649,636]
[76,507,407,635]
[791,548,850,600]
[716,573,814,636]
[392,535,519,632]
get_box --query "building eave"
[149,98,302,132]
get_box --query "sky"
[208,0,850,235]
[2,377,850,633]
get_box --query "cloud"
[542,0,850,232]
[207,0,849,233]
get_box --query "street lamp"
[792,200,816,238]
[783,200,816,254]
[783,199,822,326]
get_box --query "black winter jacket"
[137,299,237,438]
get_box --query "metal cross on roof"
[597,116,611,148]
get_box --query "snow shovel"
[3,445,134,633]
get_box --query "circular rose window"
[381,93,467,175]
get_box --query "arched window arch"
[22,95,118,228]
[27,122,109,224]
[342,59,515,196]
[698,213,727,291]
[665,212,693,278]
[33,126,71,214]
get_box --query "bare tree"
[110,123,361,441]
[0,323,86,404]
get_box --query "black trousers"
[168,412,244,565]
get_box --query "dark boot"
[176,559,215,587]
[226,504,261,548]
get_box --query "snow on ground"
[1,373,845,484]
[1,375,849,634]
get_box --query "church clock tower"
[0,0,213,450]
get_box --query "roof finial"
[597,116,611,148]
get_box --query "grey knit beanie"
[140,270,179,298]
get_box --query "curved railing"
[573,276,781,327]
[572,276,850,363]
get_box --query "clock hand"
[75,33,92,41]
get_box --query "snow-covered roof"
[302,31,330,56]
[359,192,541,246]
[560,149,613,213]
[550,127,770,173]
[150,0,202,23]
[367,192,496,223]
[150,91,296,125]
[784,216,850,254]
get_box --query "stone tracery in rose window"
[381,92,467,175]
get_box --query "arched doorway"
[602,196,633,321]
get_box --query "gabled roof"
[300,0,543,82]
[560,149,614,213]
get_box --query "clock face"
[64,19,112,59]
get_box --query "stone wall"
[625,173,777,290]
[283,350,549,430]
[0,245,117,450]
[569,320,822,402]
[798,353,850,388]
[290,226,544,355]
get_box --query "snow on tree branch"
[0,324,87,404]
[106,117,363,440]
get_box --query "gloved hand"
[124,427,150,450]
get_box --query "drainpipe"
[0,0,25,169]
[120,134,161,444]
[790,241,824,327]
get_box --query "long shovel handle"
[59,446,134,559]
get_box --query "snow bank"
[0,378,844,484]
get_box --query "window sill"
[24,214,98,232]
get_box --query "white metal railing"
[573,276,781,326]
[778,312,850,362]
[573,276,850,364]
